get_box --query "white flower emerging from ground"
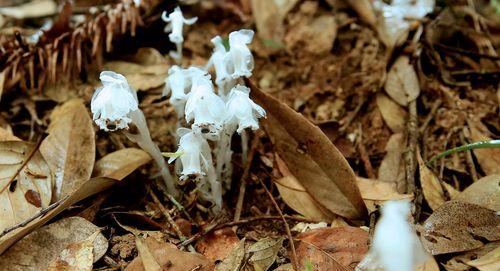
[169,128,211,181]
[227,29,254,78]
[162,6,197,60]
[185,78,225,140]
[356,200,428,271]
[225,85,266,134]
[91,71,138,131]
[206,36,234,96]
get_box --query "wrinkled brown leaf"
[384,56,420,106]
[467,122,500,175]
[136,238,162,271]
[46,231,100,271]
[376,93,407,133]
[247,237,284,271]
[125,237,214,271]
[215,238,246,271]
[93,148,151,179]
[196,227,240,262]
[0,141,53,234]
[0,217,107,271]
[421,201,500,255]
[455,174,500,211]
[295,227,369,270]
[249,81,367,219]
[40,98,95,200]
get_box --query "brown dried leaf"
[384,56,420,106]
[215,238,246,271]
[295,227,369,270]
[455,174,500,211]
[93,148,151,180]
[376,93,407,133]
[135,238,162,271]
[0,141,53,234]
[196,227,240,262]
[421,201,500,255]
[0,69,5,102]
[284,15,337,55]
[346,0,377,26]
[415,257,440,271]
[0,217,107,271]
[46,231,100,271]
[356,177,412,201]
[247,237,284,271]
[125,237,214,271]
[445,242,499,271]
[251,0,298,42]
[377,133,405,191]
[0,126,20,141]
[418,152,459,211]
[0,0,57,19]
[40,99,95,200]
[249,81,367,219]
[467,122,500,175]
[466,245,500,271]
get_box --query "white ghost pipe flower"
[185,79,225,141]
[162,6,197,61]
[91,71,178,197]
[225,84,266,134]
[356,200,429,271]
[169,128,222,211]
[206,35,235,97]
[163,65,191,118]
[227,29,254,79]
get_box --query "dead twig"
[404,100,422,220]
[419,98,442,134]
[357,124,375,179]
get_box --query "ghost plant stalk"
[91,71,178,197]
[162,6,197,61]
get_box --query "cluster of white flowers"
[165,28,265,211]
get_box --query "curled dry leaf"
[46,231,101,271]
[196,227,240,262]
[377,133,405,192]
[384,55,420,107]
[295,227,369,270]
[249,81,367,220]
[0,217,107,271]
[40,98,95,200]
[466,245,500,271]
[93,148,151,180]
[417,152,459,211]
[215,238,246,271]
[346,0,377,27]
[0,141,53,235]
[247,237,284,271]
[0,148,150,254]
[444,242,499,271]
[376,93,407,133]
[125,237,214,271]
[467,122,500,175]
[356,177,412,212]
[135,238,162,271]
[421,201,500,255]
[275,156,336,222]
[454,174,500,211]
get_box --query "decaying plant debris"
[0,0,499,270]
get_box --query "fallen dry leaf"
[0,0,57,19]
[0,126,20,141]
[247,237,284,271]
[444,241,499,271]
[418,152,459,211]
[251,0,298,42]
[421,201,500,255]
[376,93,407,133]
[455,174,500,211]
[356,177,412,212]
[285,14,337,55]
[415,257,440,271]
[346,0,377,27]
[377,133,405,192]
[136,238,162,271]
[40,98,95,200]
[0,140,53,234]
[125,237,214,271]
[466,245,500,271]
[0,217,107,271]
[215,238,246,271]
[249,81,367,220]
[384,55,420,107]
[467,122,500,175]
[295,226,369,270]
[46,231,100,271]
[93,148,151,179]
[196,227,240,262]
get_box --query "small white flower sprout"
[162,6,197,60]
[206,36,234,95]
[91,71,178,197]
[91,71,139,131]
[356,200,429,271]
[225,84,266,134]
[227,29,254,78]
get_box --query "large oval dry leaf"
[40,98,95,200]
[0,141,53,234]
[93,148,151,179]
[467,122,500,175]
[421,201,500,255]
[46,231,100,271]
[455,174,500,211]
[377,133,405,192]
[384,56,420,106]
[215,238,246,271]
[196,227,240,262]
[248,237,284,271]
[249,81,367,219]
[376,93,407,133]
[0,148,150,254]
[0,217,107,271]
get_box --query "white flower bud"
[227,29,254,78]
[185,80,225,140]
[91,71,138,131]
[225,85,266,134]
[169,128,212,181]
[206,36,233,90]
[162,6,197,44]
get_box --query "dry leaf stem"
[404,99,422,219]
[258,178,299,271]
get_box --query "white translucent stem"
[206,163,222,213]
[215,125,235,191]
[126,110,179,197]
[241,129,249,166]
[169,43,183,63]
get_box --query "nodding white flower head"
[169,128,211,181]
[91,71,138,132]
[162,6,197,44]
[185,79,226,140]
[356,200,428,271]
[225,85,266,134]
[227,29,254,78]
[207,36,233,87]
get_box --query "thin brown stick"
[148,188,186,241]
[460,130,479,182]
[0,134,46,194]
[258,178,299,271]
[405,100,422,220]
[419,98,442,134]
